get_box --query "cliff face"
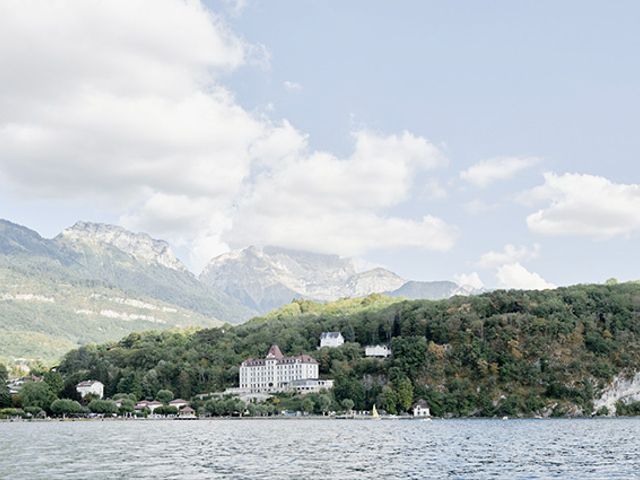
[200,246,408,313]
[594,373,640,414]
[58,221,187,271]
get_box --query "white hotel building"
[239,345,320,393]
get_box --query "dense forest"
[51,282,640,417]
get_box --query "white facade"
[288,379,334,395]
[76,380,104,399]
[239,345,319,393]
[413,400,431,417]
[365,345,391,358]
[320,332,344,348]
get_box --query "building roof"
[413,399,429,409]
[320,332,343,339]
[76,380,103,388]
[242,345,318,366]
[180,406,196,414]
[169,399,188,405]
[266,344,284,359]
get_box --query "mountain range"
[0,218,479,361]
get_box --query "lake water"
[1,418,639,479]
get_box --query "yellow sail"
[371,404,380,419]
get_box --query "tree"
[19,381,56,412]
[88,399,118,415]
[43,371,65,397]
[119,399,135,414]
[154,405,178,416]
[156,389,174,404]
[396,377,414,412]
[301,397,314,414]
[0,364,10,408]
[341,398,354,412]
[380,386,398,414]
[50,399,84,417]
[317,394,333,415]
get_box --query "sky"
[0,0,639,289]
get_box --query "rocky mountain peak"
[59,221,186,271]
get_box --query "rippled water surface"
[2,418,640,479]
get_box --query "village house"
[75,380,104,399]
[239,345,320,393]
[169,399,189,410]
[178,406,197,419]
[146,401,163,413]
[365,345,391,358]
[320,332,344,348]
[412,399,431,417]
[135,400,163,413]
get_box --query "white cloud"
[283,80,302,91]
[477,244,540,269]
[523,172,640,238]
[422,179,448,200]
[227,130,456,256]
[460,156,540,188]
[454,272,484,290]
[496,263,555,290]
[0,0,457,271]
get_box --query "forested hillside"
[57,283,640,417]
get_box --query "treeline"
[54,283,640,417]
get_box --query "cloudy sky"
[1,0,638,289]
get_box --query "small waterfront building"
[287,378,334,395]
[239,345,319,393]
[412,399,431,417]
[76,380,104,399]
[135,400,149,411]
[169,399,189,410]
[320,332,344,348]
[178,406,197,418]
[365,345,391,358]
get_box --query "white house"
[365,345,391,358]
[287,378,334,395]
[76,380,104,399]
[239,345,319,393]
[320,332,344,348]
[413,399,430,417]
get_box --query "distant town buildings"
[7,375,43,395]
[320,332,344,348]
[135,400,163,413]
[239,344,324,393]
[76,380,104,399]
[412,399,430,417]
[365,345,391,358]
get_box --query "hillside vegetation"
[57,283,640,417]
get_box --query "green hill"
[56,283,640,417]
[0,219,249,362]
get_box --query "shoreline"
[2,415,634,423]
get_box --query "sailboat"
[371,404,381,420]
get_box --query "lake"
[1,418,639,479]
